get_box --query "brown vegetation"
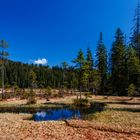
[0,95,139,140]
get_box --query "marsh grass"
[0,95,139,129]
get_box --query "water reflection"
[33,108,81,121]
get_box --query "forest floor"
[0,95,140,140]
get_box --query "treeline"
[1,27,140,97]
[1,61,78,90]
[72,28,140,97]
[1,3,140,97]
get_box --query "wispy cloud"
[34,58,48,65]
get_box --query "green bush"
[128,84,137,97]
[73,98,89,106]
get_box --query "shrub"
[73,98,89,106]
[128,84,137,97]
[58,89,64,97]
[84,92,92,99]
[45,86,52,96]
[44,86,52,101]
[27,89,36,104]
[20,90,28,99]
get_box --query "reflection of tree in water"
[46,108,54,116]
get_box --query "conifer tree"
[86,46,94,69]
[86,46,94,92]
[131,1,140,59]
[72,49,85,101]
[127,46,140,92]
[0,40,9,98]
[61,62,68,89]
[110,28,127,96]
[96,32,107,94]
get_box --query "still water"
[33,108,81,121]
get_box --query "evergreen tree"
[131,1,140,59]
[81,61,90,91]
[0,40,9,98]
[29,70,37,88]
[72,49,85,100]
[96,32,107,94]
[110,28,127,96]
[61,62,69,89]
[86,46,94,92]
[86,46,94,69]
[127,46,140,93]
[72,49,85,69]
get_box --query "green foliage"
[131,2,140,59]
[1,7,140,98]
[86,47,95,92]
[29,70,37,88]
[91,70,101,94]
[128,84,137,97]
[61,62,69,89]
[96,32,107,94]
[86,46,94,69]
[110,28,127,96]
[127,46,140,89]
[73,48,94,92]
[81,61,90,91]
[0,40,9,99]
[72,49,85,68]
[72,49,86,100]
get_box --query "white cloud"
[34,58,48,65]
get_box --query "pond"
[33,108,81,121]
[0,102,106,121]
[33,102,106,121]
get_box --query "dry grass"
[0,113,140,140]
[0,95,140,139]
[93,110,140,128]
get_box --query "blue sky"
[0,0,138,66]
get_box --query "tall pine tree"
[72,49,85,100]
[131,1,140,59]
[96,32,107,94]
[127,46,140,92]
[0,40,9,98]
[110,28,127,96]
[86,46,94,92]
[86,46,94,69]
